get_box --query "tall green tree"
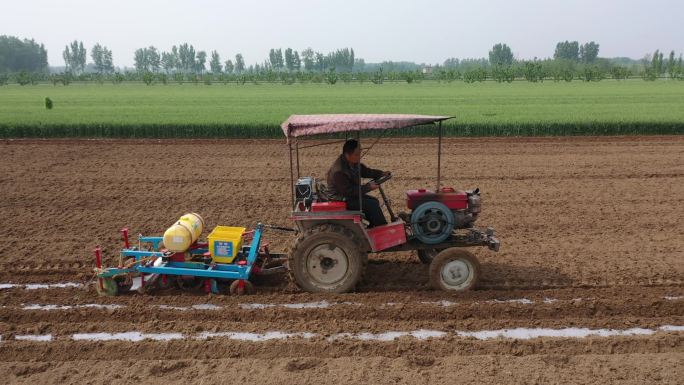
[91,44,104,72]
[161,50,178,73]
[488,43,513,66]
[554,41,579,61]
[147,46,160,72]
[102,47,113,73]
[315,52,324,72]
[178,43,196,72]
[63,40,86,73]
[133,48,147,72]
[269,48,283,70]
[657,51,664,75]
[195,51,207,73]
[284,48,294,71]
[579,41,600,63]
[224,59,234,74]
[350,48,355,72]
[293,51,301,71]
[651,50,664,75]
[209,50,222,73]
[133,46,160,72]
[234,53,245,73]
[301,48,314,71]
[268,49,275,69]
[90,43,113,73]
[641,53,656,80]
[276,48,284,69]
[321,48,355,72]
[667,50,676,78]
[171,46,180,71]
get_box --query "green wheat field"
[1,80,683,137]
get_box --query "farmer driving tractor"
[326,139,390,228]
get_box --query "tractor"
[92,114,500,296]
[282,114,500,293]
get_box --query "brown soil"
[0,136,682,384]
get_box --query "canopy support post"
[288,140,295,210]
[356,131,362,214]
[436,121,442,191]
[296,140,300,179]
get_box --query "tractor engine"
[406,187,481,244]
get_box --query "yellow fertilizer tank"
[208,226,246,263]
[162,213,205,252]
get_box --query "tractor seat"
[311,181,347,212]
[311,201,347,212]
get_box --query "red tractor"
[282,114,500,293]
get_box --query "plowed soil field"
[1,136,682,384]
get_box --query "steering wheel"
[371,172,392,185]
[370,172,396,221]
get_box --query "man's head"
[342,139,361,165]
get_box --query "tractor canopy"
[281,114,452,141]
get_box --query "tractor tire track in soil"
[1,136,682,384]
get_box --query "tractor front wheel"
[289,224,367,294]
[429,248,480,292]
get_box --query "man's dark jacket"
[326,154,384,201]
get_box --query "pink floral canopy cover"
[281,114,452,140]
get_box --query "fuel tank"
[406,187,468,210]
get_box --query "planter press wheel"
[229,280,254,295]
[176,276,203,291]
[95,277,119,297]
[156,275,176,290]
[429,248,480,292]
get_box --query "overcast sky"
[5,0,683,68]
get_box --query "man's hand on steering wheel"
[373,172,393,185]
[367,172,392,191]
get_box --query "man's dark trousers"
[346,195,388,228]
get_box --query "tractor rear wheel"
[429,248,480,292]
[289,224,367,293]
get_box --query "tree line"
[1,35,683,85]
[129,44,356,75]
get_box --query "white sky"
[5,0,683,68]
